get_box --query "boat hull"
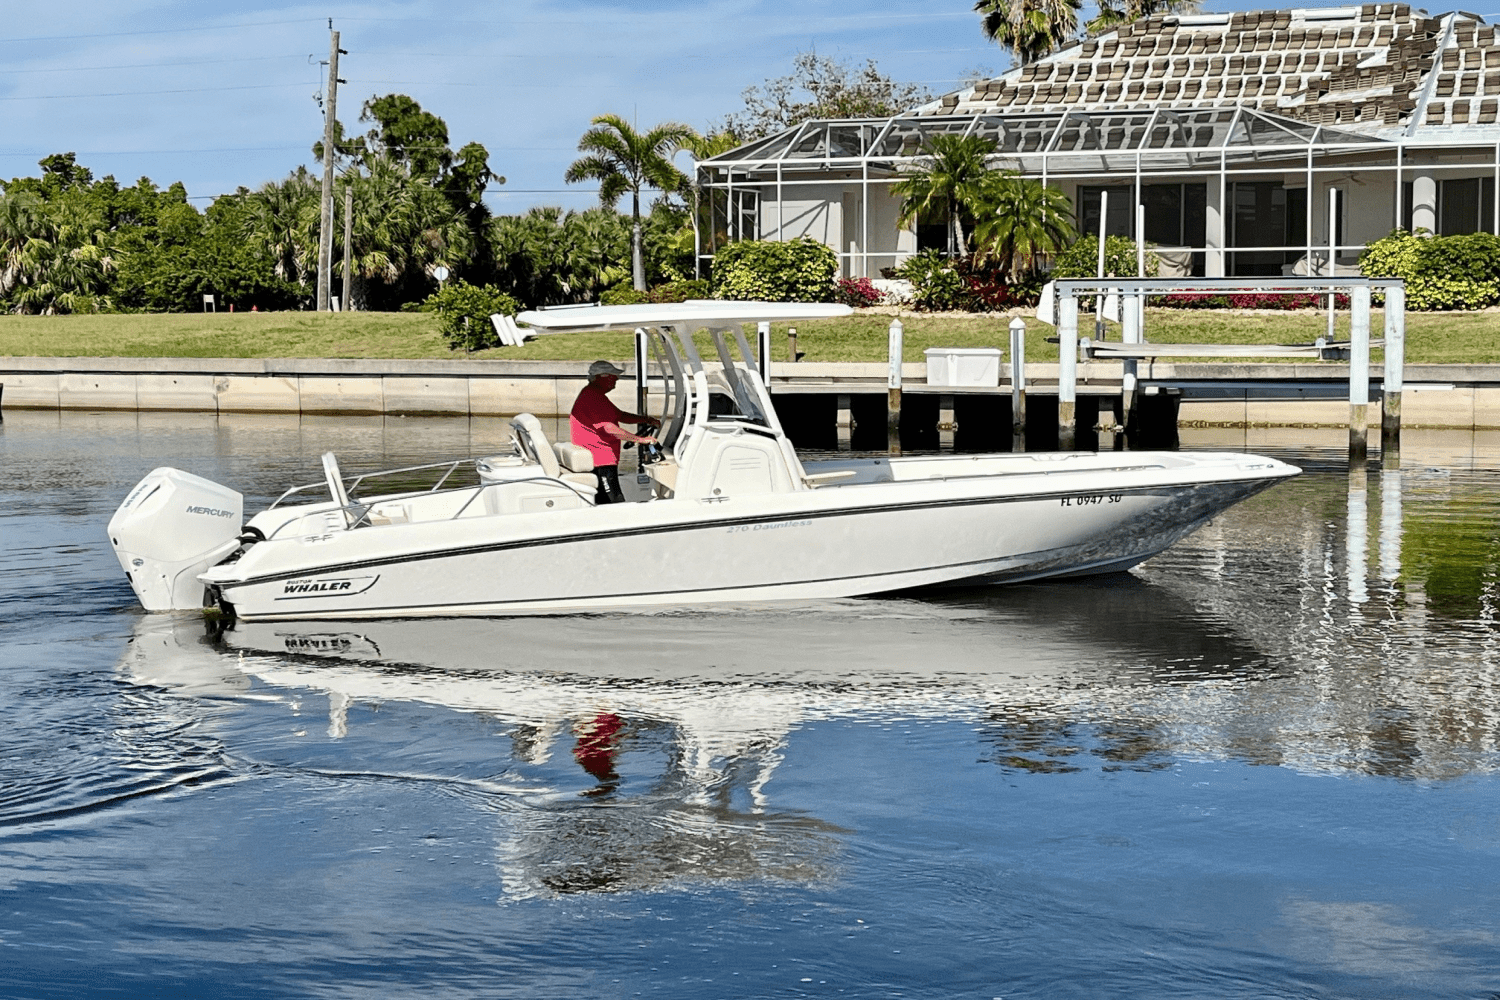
[208,462,1290,620]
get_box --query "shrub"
[1361,229,1500,310]
[424,281,521,351]
[954,257,1043,310]
[892,249,969,310]
[648,279,710,303]
[834,276,882,308]
[601,284,650,305]
[1050,234,1159,279]
[711,237,838,302]
[891,251,1043,311]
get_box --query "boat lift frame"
[1051,277,1406,461]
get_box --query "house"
[696,5,1500,279]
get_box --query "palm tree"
[1086,0,1200,37]
[678,129,741,280]
[0,191,42,299]
[974,0,1083,65]
[971,172,1076,279]
[565,114,693,290]
[892,133,997,256]
[341,155,474,308]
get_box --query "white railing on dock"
[1048,278,1406,463]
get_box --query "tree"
[678,129,741,279]
[1086,0,1200,36]
[971,173,1076,279]
[974,0,1083,65]
[489,206,629,308]
[360,94,452,181]
[565,114,692,291]
[725,53,933,141]
[892,134,997,256]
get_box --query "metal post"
[1121,289,1140,431]
[1095,190,1108,340]
[1327,187,1339,341]
[756,320,771,385]
[634,327,648,416]
[887,319,903,455]
[341,180,353,311]
[1009,316,1027,452]
[1382,283,1405,464]
[1136,201,1145,278]
[1058,293,1079,450]
[1349,283,1371,462]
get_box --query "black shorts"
[593,464,625,504]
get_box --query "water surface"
[2,411,1499,998]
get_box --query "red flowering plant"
[834,276,883,308]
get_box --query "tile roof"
[933,4,1492,139]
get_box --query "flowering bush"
[891,251,1043,311]
[834,277,882,308]
[1156,291,1348,310]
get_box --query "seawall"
[3,356,1500,428]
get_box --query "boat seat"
[553,442,594,473]
[509,413,598,496]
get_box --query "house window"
[729,190,760,242]
[1078,186,1134,238]
[1401,178,1496,234]
[1228,182,1306,276]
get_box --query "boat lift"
[1049,278,1406,462]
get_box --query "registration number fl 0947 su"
[1061,494,1122,507]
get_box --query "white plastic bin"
[924,347,1002,388]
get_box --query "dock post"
[1058,293,1079,450]
[837,394,853,451]
[1009,316,1027,452]
[887,319,903,456]
[938,394,956,451]
[1120,289,1140,430]
[1381,283,1404,466]
[1349,283,1371,463]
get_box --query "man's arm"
[598,421,656,445]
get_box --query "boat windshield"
[639,322,781,459]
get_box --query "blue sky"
[0,0,1488,214]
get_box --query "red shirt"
[570,383,625,466]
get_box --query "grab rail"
[268,459,475,509]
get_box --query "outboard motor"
[108,468,244,611]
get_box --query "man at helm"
[570,360,660,504]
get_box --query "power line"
[0,82,311,101]
[0,54,308,75]
[0,18,323,44]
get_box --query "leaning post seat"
[506,413,599,495]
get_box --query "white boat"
[107,300,1299,620]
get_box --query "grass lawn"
[0,307,1494,365]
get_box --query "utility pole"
[316,22,345,313]
[342,181,354,312]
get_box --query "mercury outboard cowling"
[108,468,244,611]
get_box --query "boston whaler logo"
[277,574,379,599]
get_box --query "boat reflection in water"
[120,575,1273,898]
